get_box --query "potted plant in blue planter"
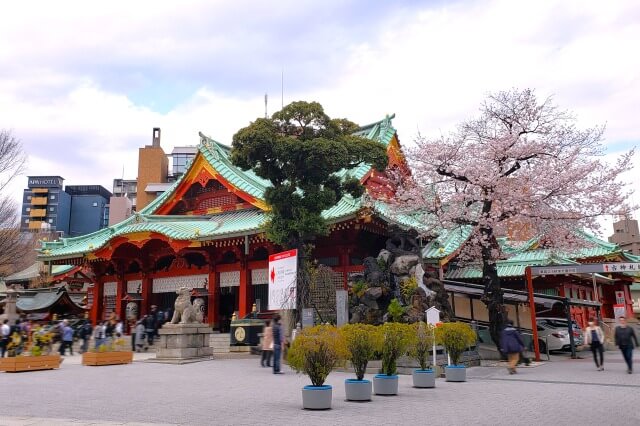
[340,323,380,401]
[288,325,348,410]
[373,322,409,395]
[408,321,436,388]
[435,322,476,382]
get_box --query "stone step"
[209,333,231,353]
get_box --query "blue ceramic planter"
[445,365,467,382]
[373,374,399,395]
[302,385,332,410]
[412,369,436,388]
[344,379,372,401]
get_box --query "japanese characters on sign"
[537,267,578,275]
[268,249,298,310]
[603,263,640,273]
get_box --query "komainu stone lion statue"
[170,287,200,324]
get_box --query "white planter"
[445,365,467,382]
[412,369,436,388]
[373,374,399,395]
[302,385,332,410]
[345,379,372,401]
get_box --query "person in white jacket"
[584,319,605,371]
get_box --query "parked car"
[537,317,584,346]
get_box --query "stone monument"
[151,287,213,364]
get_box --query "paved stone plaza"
[1,350,638,425]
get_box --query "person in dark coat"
[614,316,638,374]
[501,320,525,374]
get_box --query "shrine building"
[37,116,416,330]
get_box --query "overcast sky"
[1,0,639,233]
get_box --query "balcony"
[28,221,43,230]
[31,197,48,205]
[29,209,46,217]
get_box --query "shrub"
[287,325,348,386]
[435,322,477,366]
[340,324,381,380]
[387,298,406,323]
[350,281,369,298]
[400,277,418,301]
[407,321,435,370]
[379,322,411,376]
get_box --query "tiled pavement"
[1,349,639,425]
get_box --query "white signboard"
[426,307,441,325]
[604,263,640,273]
[613,304,627,322]
[537,267,578,275]
[268,249,298,310]
[615,291,626,305]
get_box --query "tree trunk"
[481,259,505,353]
[478,222,505,353]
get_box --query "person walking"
[261,320,273,368]
[134,320,147,352]
[272,314,285,374]
[59,320,74,356]
[584,319,605,371]
[614,316,638,374]
[144,313,156,347]
[79,320,93,354]
[94,321,107,349]
[1,320,11,358]
[501,320,525,374]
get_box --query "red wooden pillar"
[208,265,218,327]
[115,276,126,321]
[239,257,251,318]
[89,278,104,326]
[140,273,152,316]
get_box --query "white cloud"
[1,0,638,237]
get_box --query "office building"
[609,217,640,256]
[137,127,168,210]
[65,185,112,237]
[21,176,71,234]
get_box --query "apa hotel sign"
[28,176,63,188]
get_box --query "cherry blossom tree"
[396,89,634,348]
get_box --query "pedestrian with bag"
[272,314,285,374]
[260,320,273,368]
[614,316,638,374]
[501,320,525,374]
[584,318,605,371]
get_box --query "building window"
[50,195,56,200]
[26,207,31,212]
[48,219,53,224]
[50,207,54,212]
[92,202,98,207]
[27,196,32,200]
[25,219,29,223]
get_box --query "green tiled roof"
[443,232,640,280]
[39,116,404,261]
[421,226,474,262]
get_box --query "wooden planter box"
[82,351,134,366]
[0,355,62,372]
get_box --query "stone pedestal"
[151,324,213,364]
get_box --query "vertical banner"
[336,289,348,326]
[268,249,298,310]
